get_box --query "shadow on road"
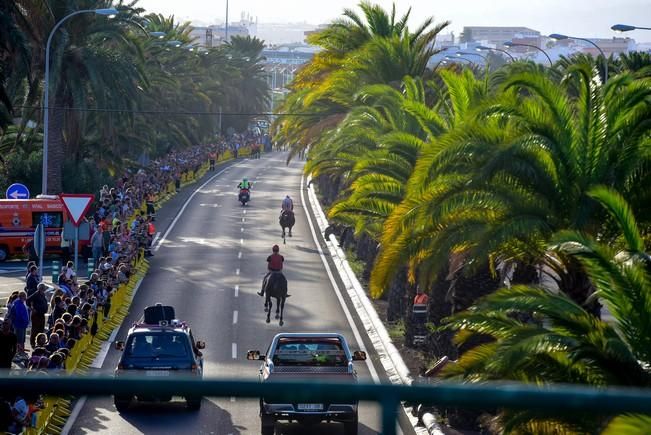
[73,398,243,434]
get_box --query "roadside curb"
[305,176,443,435]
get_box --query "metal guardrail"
[4,376,651,434]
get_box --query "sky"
[136,0,651,42]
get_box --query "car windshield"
[272,339,347,367]
[125,333,189,358]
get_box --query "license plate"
[145,370,169,377]
[297,404,323,411]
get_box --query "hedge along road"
[67,152,400,435]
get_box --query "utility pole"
[225,0,229,42]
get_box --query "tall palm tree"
[273,1,449,160]
[370,62,651,308]
[22,0,148,193]
[440,186,651,433]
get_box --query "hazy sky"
[136,0,651,40]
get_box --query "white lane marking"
[151,232,161,247]
[242,218,245,223]
[241,227,244,233]
[234,285,239,297]
[300,177,380,384]
[154,164,238,251]
[233,310,238,324]
[238,252,242,259]
[243,210,246,215]
[240,238,244,245]
[232,343,237,359]
[63,276,147,435]
[61,397,86,435]
[236,268,240,276]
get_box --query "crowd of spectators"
[0,143,222,433]
[0,133,268,433]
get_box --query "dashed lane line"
[154,164,239,251]
[238,252,242,259]
[236,268,240,276]
[234,285,239,297]
[232,343,237,359]
[233,310,238,325]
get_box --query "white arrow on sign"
[9,190,28,199]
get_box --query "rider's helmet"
[243,177,248,182]
[272,245,279,253]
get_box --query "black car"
[114,304,205,411]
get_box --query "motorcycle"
[238,188,250,206]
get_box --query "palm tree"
[370,61,651,310]
[441,186,651,433]
[20,0,149,193]
[0,1,34,132]
[273,1,449,160]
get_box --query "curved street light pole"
[549,34,607,83]
[504,41,553,67]
[42,8,117,195]
[611,24,651,32]
[446,55,474,65]
[477,45,515,61]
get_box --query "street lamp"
[611,24,651,32]
[457,51,488,62]
[446,55,474,65]
[476,45,515,61]
[549,33,608,82]
[504,40,553,67]
[42,8,118,195]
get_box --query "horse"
[279,210,295,244]
[262,272,288,326]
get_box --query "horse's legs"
[289,225,292,237]
[266,297,272,323]
[275,296,280,319]
[279,297,286,326]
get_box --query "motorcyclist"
[238,177,252,191]
[258,245,290,297]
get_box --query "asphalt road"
[68,153,393,435]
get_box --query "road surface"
[68,153,397,434]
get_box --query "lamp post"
[457,51,488,62]
[476,45,515,61]
[225,0,229,42]
[42,8,118,195]
[611,24,651,32]
[504,40,552,67]
[446,55,474,65]
[549,33,608,82]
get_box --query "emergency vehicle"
[0,195,90,261]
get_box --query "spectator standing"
[10,292,29,351]
[25,266,39,299]
[28,284,48,349]
[0,320,17,369]
[90,227,103,266]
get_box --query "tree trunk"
[45,90,65,194]
[386,268,408,322]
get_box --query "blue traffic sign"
[5,183,30,200]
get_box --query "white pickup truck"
[247,332,367,435]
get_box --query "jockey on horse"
[280,195,295,237]
[258,245,291,298]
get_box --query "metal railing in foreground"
[4,376,651,434]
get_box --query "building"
[461,26,541,46]
[568,37,635,58]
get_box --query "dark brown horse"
[262,272,288,326]
[279,210,295,244]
